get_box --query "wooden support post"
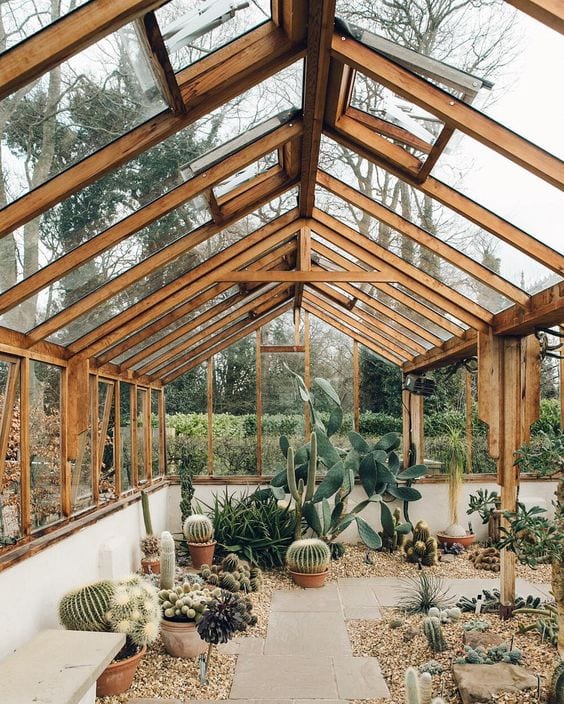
[207,358,214,477]
[20,357,30,536]
[353,341,359,433]
[114,382,121,498]
[131,384,138,488]
[91,375,99,506]
[465,370,473,473]
[158,389,166,477]
[256,331,262,476]
[402,387,424,467]
[561,325,564,431]
[304,312,311,437]
[402,388,411,469]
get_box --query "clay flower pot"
[141,558,160,575]
[188,540,216,569]
[96,645,146,697]
[436,532,476,549]
[160,619,207,658]
[289,569,329,588]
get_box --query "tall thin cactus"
[287,432,317,539]
[405,667,445,704]
[160,531,176,589]
[141,490,153,535]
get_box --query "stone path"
[130,576,550,704]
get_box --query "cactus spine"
[287,432,317,539]
[59,580,115,632]
[160,530,176,589]
[422,616,447,652]
[286,538,330,574]
[183,514,214,544]
[404,667,445,704]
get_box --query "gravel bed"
[348,609,558,704]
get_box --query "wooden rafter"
[325,125,564,276]
[317,171,529,306]
[299,0,337,216]
[331,33,564,190]
[0,121,302,317]
[0,23,304,241]
[345,106,433,154]
[312,212,493,331]
[64,212,300,357]
[503,0,564,34]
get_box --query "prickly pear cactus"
[286,538,330,574]
[160,530,176,590]
[183,514,214,544]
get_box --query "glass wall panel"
[0,358,21,545]
[358,345,402,446]
[1,23,166,206]
[151,389,162,478]
[70,376,94,513]
[120,382,133,492]
[261,310,302,345]
[137,388,148,483]
[165,363,208,476]
[212,335,257,476]
[98,380,117,501]
[29,361,62,530]
[261,352,305,475]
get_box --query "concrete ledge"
[0,629,125,704]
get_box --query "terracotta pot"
[188,540,216,569]
[160,619,207,658]
[289,569,329,588]
[96,644,145,697]
[436,532,476,548]
[141,558,160,574]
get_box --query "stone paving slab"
[219,636,265,655]
[270,584,341,613]
[343,605,382,620]
[230,655,338,700]
[264,612,352,656]
[333,657,390,699]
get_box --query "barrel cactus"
[286,538,330,574]
[59,580,115,632]
[422,616,447,652]
[183,514,214,544]
[222,553,240,572]
[404,522,439,567]
[160,530,176,590]
[158,583,220,622]
[140,534,160,560]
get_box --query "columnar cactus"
[404,667,445,704]
[59,580,115,632]
[286,538,330,574]
[422,616,447,652]
[287,432,317,539]
[160,530,176,590]
[404,521,439,567]
[183,514,214,544]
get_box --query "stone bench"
[0,629,125,704]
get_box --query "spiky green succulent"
[159,530,176,590]
[286,538,330,574]
[422,616,447,652]
[222,554,240,572]
[158,583,221,622]
[140,534,160,560]
[183,514,214,544]
[403,523,438,567]
[59,580,115,633]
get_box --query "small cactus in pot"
[140,535,160,574]
[286,538,331,588]
[183,514,216,568]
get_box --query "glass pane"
[213,151,279,200]
[120,382,133,492]
[212,335,257,476]
[165,363,209,476]
[151,389,161,477]
[70,377,94,513]
[1,22,166,206]
[29,360,62,530]
[137,388,148,483]
[261,310,303,345]
[98,380,117,501]
[318,135,560,294]
[359,345,402,445]
[0,0,90,53]
[0,359,21,546]
[261,351,305,476]
[156,0,271,73]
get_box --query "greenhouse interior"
[0,0,563,703]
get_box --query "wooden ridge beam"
[160,300,293,384]
[0,0,168,101]
[317,171,529,306]
[503,0,564,34]
[145,287,292,378]
[216,271,396,282]
[331,32,564,190]
[311,211,493,331]
[65,212,300,356]
[326,121,564,277]
[0,23,303,240]
[0,121,302,316]
[299,0,336,216]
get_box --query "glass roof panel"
[335,3,564,158]
[318,135,560,294]
[156,0,271,73]
[0,0,90,53]
[391,282,468,331]
[1,22,166,206]
[41,188,297,345]
[315,184,513,314]
[0,62,302,292]
[213,151,279,200]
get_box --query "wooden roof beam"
[331,32,564,190]
[216,271,396,282]
[0,23,304,240]
[503,0,564,34]
[325,126,564,276]
[0,121,302,317]
[345,106,433,154]
[299,0,337,216]
[317,171,530,306]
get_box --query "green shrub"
[532,399,561,435]
[359,410,402,436]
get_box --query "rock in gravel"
[452,663,538,704]
[462,630,506,650]
[440,554,456,563]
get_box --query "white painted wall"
[0,486,168,661]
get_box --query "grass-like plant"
[397,573,454,614]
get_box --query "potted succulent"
[158,582,219,658]
[286,537,331,588]
[140,491,160,573]
[184,514,216,568]
[59,574,160,696]
[467,488,501,542]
